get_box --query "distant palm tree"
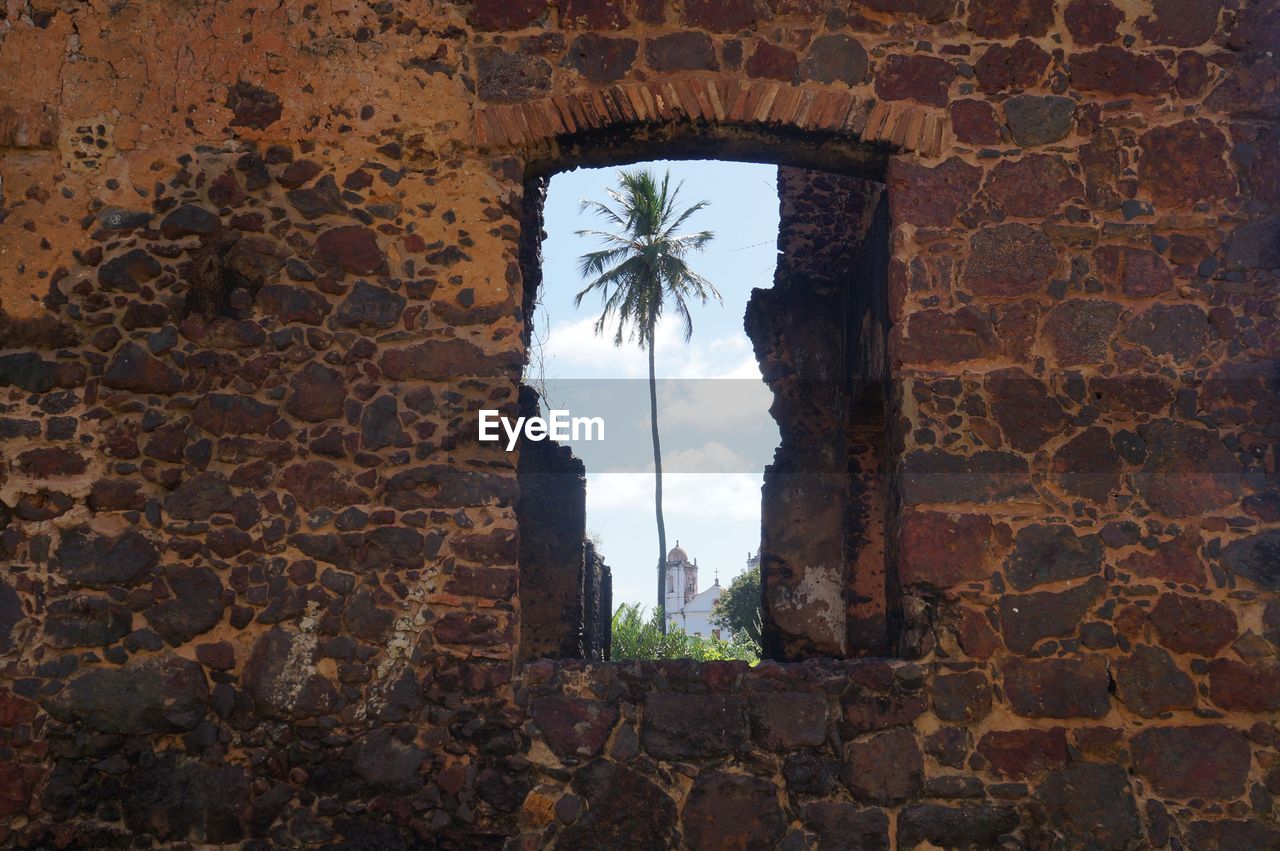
[575,169,719,631]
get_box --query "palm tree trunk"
[648,327,668,634]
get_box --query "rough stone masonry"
[0,0,1278,847]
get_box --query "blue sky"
[528,160,781,612]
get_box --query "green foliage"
[575,169,720,348]
[711,568,763,646]
[610,604,758,663]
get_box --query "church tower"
[664,542,691,615]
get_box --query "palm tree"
[575,169,719,632]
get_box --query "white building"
[663,542,722,638]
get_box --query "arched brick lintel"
[475,78,948,161]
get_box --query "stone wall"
[0,0,1277,847]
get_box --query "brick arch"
[475,77,948,162]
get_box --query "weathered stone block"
[44,656,208,734]
[683,771,786,851]
[843,728,924,803]
[1132,725,1252,799]
[1003,657,1111,719]
[642,693,749,759]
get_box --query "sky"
[527,160,781,613]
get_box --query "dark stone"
[897,804,1020,850]
[896,307,1000,364]
[43,655,208,733]
[380,338,521,380]
[103,342,183,395]
[975,40,1050,91]
[985,155,1082,217]
[1208,659,1280,712]
[193,393,277,436]
[44,595,132,647]
[1225,215,1280,269]
[255,284,332,325]
[1150,593,1237,656]
[0,581,21,654]
[962,223,1057,297]
[683,771,786,851]
[842,692,928,734]
[1000,576,1106,653]
[1139,119,1233,206]
[99,248,162,291]
[1004,94,1077,148]
[286,361,345,422]
[314,226,386,275]
[802,802,889,851]
[875,54,956,107]
[1035,763,1141,849]
[1220,529,1280,591]
[784,751,839,796]
[1064,0,1124,44]
[17,447,86,477]
[977,728,1068,778]
[280,460,365,511]
[384,465,518,509]
[568,34,638,82]
[1115,644,1196,717]
[243,627,337,720]
[802,35,868,85]
[349,727,427,792]
[164,472,234,520]
[645,32,717,72]
[899,511,994,589]
[1093,245,1173,297]
[531,695,618,758]
[335,280,406,330]
[1132,725,1252,799]
[1052,427,1122,502]
[1003,656,1111,719]
[226,80,283,129]
[160,204,221,239]
[1121,303,1208,363]
[933,671,991,725]
[467,0,544,29]
[286,174,346,219]
[1070,46,1170,95]
[950,99,1002,145]
[746,42,799,81]
[1137,0,1220,46]
[1133,421,1240,518]
[843,728,924,804]
[361,395,409,450]
[1004,524,1103,590]
[988,369,1070,452]
[559,760,679,850]
[1205,55,1280,120]
[0,352,83,392]
[683,0,758,31]
[360,526,427,570]
[277,159,321,188]
[1118,535,1205,584]
[747,692,828,749]
[121,753,247,843]
[888,157,982,228]
[902,448,1033,504]
[968,0,1054,36]
[642,693,748,759]
[562,0,629,28]
[1187,820,1280,850]
[145,566,225,646]
[474,46,552,103]
[57,527,157,588]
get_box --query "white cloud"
[586,471,762,522]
